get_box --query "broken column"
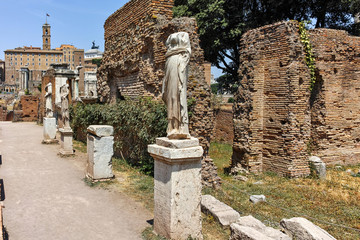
[59,84,74,156]
[42,82,58,144]
[86,125,114,180]
[147,32,202,239]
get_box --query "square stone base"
[43,117,58,144]
[148,137,203,240]
[86,133,114,180]
[59,128,74,157]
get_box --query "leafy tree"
[174,0,360,93]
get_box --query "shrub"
[70,98,167,175]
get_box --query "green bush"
[227,97,234,103]
[70,98,167,175]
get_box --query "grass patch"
[208,142,360,239]
[73,140,87,153]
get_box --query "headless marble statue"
[162,32,191,139]
[60,84,70,129]
[45,82,53,118]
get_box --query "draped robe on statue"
[162,32,191,139]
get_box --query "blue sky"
[0,0,223,78]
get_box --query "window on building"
[15,63,17,65]
[15,58,17,61]
[15,53,17,56]
[10,57,12,61]
[39,63,41,66]
[27,58,29,61]
[27,53,29,56]
[20,58,22,61]
[46,63,48,66]
[20,53,22,56]
[32,63,34,65]
[46,59,48,62]
[32,53,34,56]
[39,58,40,61]
[39,54,41,56]
[46,54,48,57]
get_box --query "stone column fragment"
[148,137,203,240]
[42,117,58,144]
[59,127,74,156]
[86,125,114,180]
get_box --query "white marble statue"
[60,83,70,129]
[162,32,191,139]
[44,82,53,118]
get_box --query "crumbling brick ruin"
[212,103,234,144]
[14,95,40,122]
[232,21,360,176]
[98,0,220,186]
[309,28,360,165]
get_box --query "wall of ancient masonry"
[233,21,360,176]
[17,95,40,122]
[309,29,360,165]
[232,21,311,177]
[98,0,220,186]
[212,104,234,144]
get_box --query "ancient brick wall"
[309,29,360,165]
[18,95,40,122]
[212,103,234,144]
[232,21,311,177]
[98,0,220,186]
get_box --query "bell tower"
[42,23,51,50]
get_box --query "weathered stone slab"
[230,224,274,240]
[42,117,58,144]
[86,133,114,180]
[201,194,240,226]
[59,128,74,156]
[148,141,203,163]
[237,215,291,240]
[149,137,203,239]
[87,125,114,137]
[280,217,336,240]
[250,195,266,204]
[309,156,326,179]
[156,137,199,149]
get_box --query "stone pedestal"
[59,128,74,156]
[42,117,58,144]
[86,125,114,180]
[148,137,203,240]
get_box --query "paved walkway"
[0,122,152,240]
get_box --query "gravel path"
[0,122,152,240]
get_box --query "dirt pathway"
[0,122,152,240]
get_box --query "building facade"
[3,22,84,92]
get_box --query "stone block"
[87,125,114,137]
[149,137,203,239]
[280,217,336,240]
[59,128,74,156]
[250,195,266,204]
[156,137,199,149]
[230,224,274,240]
[236,215,291,240]
[309,156,326,179]
[42,117,58,144]
[86,133,114,180]
[201,194,240,226]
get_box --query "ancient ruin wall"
[212,104,234,144]
[232,21,311,177]
[309,29,360,165]
[17,95,40,122]
[98,0,220,186]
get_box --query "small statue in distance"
[60,83,70,129]
[44,82,53,118]
[162,32,192,140]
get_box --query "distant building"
[0,60,4,82]
[84,41,103,72]
[4,22,84,93]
